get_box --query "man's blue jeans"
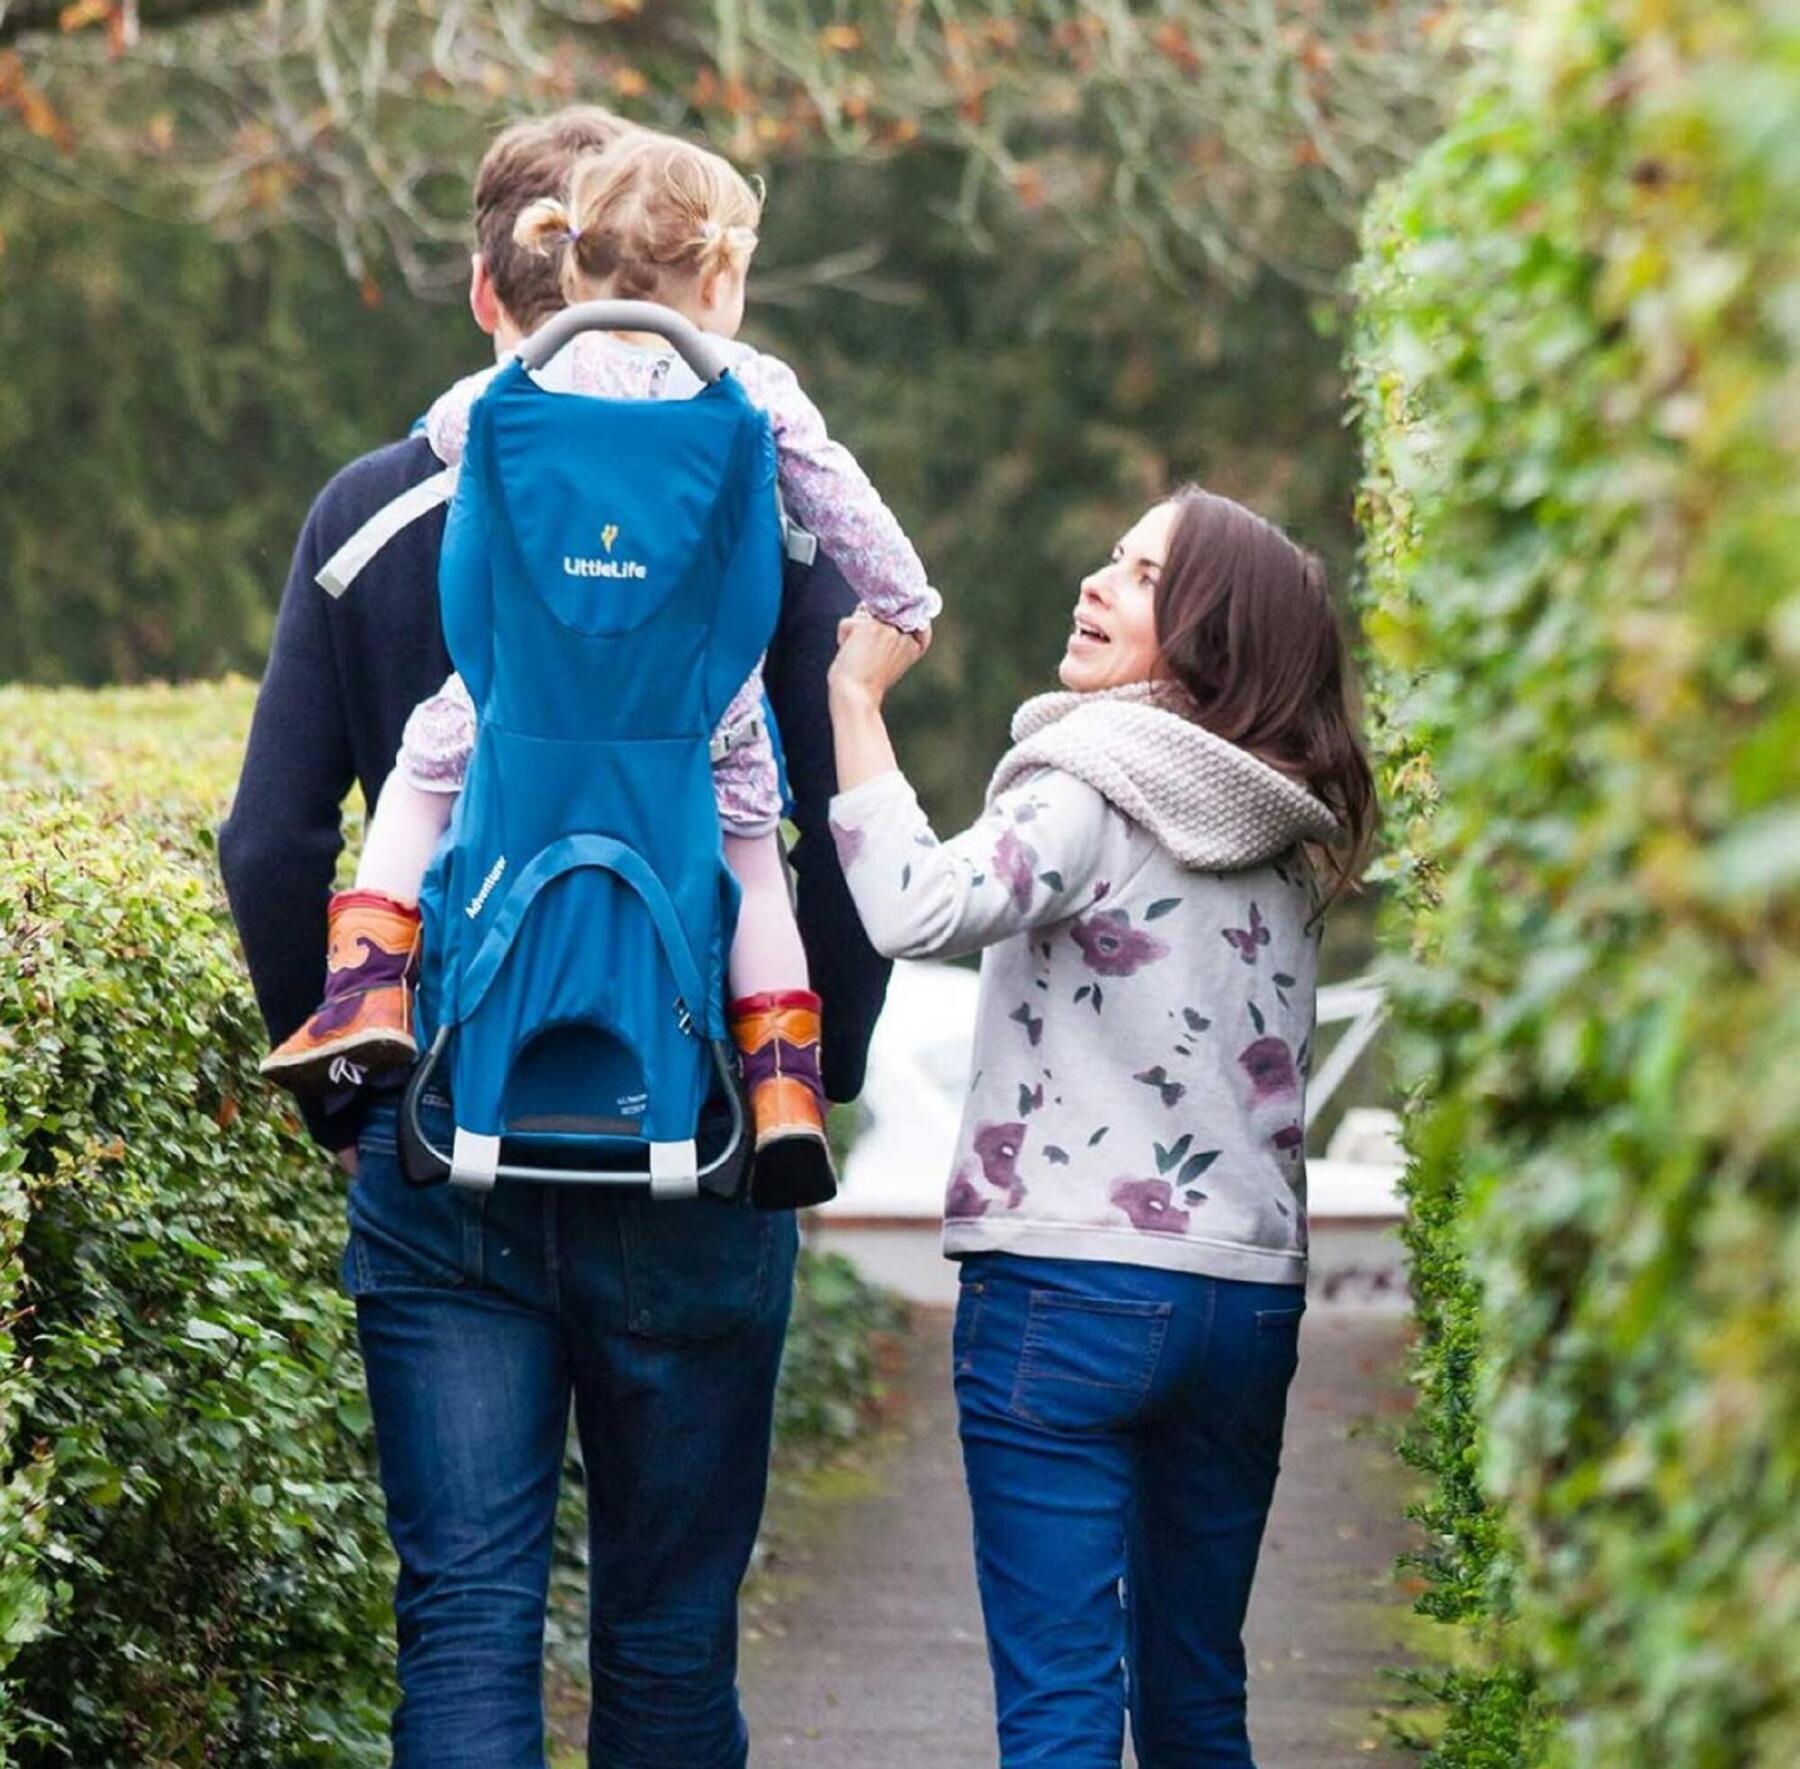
[346,1100,797,1768]
[953,1253,1304,1768]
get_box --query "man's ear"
[469,253,503,336]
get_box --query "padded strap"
[316,467,460,599]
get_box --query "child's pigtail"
[692,218,759,282]
[514,194,577,257]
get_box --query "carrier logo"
[564,521,647,581]
[465,855,507,919]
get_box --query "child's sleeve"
[424,366,502,467]
[395,672,476,795]
[827,766,1139,963]
[741,352,941,633]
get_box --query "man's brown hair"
[473,107,634,333]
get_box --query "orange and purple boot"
[260,890,422,1097]
[730,989,837,1210]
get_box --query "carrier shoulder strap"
[315,461,808,593]
[316,465,460,599]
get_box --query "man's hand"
[336,1146,359,1178]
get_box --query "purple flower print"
[946,1167,989,1219]
[993,828,1039,913]
[1221,901,1271,965]
[828,818,866,871]
[973,1120,1028,1207]
[1069,909,1170,979]
[1110,1177,1191,1237]
[1238,1037,1305,1160]
[1237,1036,1300,1102]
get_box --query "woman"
[826,487,1376,1767]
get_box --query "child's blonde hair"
[515,133,763,306]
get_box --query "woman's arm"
[828,612,1133,962]
[828,607,923,793]
[829,766,1129,963]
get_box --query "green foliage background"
[1352,3,1800,1763]
[1,136,1363,833]
[0,682,907,1766]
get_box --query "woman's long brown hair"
[1154,486,1377,908]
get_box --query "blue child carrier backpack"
[398,302,784,1199]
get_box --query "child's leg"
[261,776,453,1094]
[722,830,809,998]
[712,675,835,1208]
[721,829,835,1211]
[357,777,455,903]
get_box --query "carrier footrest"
[399,1028,747,1200]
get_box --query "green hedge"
[1353,4,1799,1766]
[0,682,909,1764]
[0,793,394,1765]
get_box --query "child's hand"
[830,609,929,708]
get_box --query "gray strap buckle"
[710,711,765,764]
[783,521,818,567]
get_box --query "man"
[219,107,889,1767]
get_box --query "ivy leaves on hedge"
[1354,4,1800,1765]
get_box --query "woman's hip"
[950,1251,1304,1447]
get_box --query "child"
[263,132,938,1200]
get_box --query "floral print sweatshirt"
[828,682,1341,1285]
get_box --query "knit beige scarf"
[986,680,1339,872]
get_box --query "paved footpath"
[742,1277,1418,1768]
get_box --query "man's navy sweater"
[219,433,890,1154]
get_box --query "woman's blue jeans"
[347,1100,797,1769]
[953,1253,1304,1768]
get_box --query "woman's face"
[1058,501,1173,693]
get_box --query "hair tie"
[563,226,582,246]
[698,219,722,243]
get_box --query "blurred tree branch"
[7,0,1466,299]
[0,0,255,48]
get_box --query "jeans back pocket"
[621,1196,795,1342]
[345,1108,485,1293]
[1223,1303,1305,1457]
[1009,1291,1172,1434]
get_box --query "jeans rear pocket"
[1224,1303,1304,1455]
[622,1195,794,1343]
[344,1106,482,1293]
[1009,1291,1172,1433]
